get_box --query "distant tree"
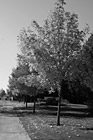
[80,33,93,91]
[8,64,31,106]
[17,59,46,113]
[6,89,13,97]
[0,89,6,97]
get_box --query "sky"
[0,0,93,91]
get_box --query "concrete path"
[0,100,31,140]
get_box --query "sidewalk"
[0,101,31,140]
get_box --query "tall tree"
[17,0,87,125]
[31,1,85,125]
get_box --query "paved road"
[0,100,31,140]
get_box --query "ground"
[0,100,93,140]
[14,102,93,140]
[0,100,30,140]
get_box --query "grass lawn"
[16,103,93,140]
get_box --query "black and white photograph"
[0,0,93,139]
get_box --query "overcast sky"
[0,0,93,91]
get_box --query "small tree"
[18,66,47,113]
[8,64,31,105]
[0,89,6,98]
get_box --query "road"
[0,100,31,140]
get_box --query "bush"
[46,97,58,105]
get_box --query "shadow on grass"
[0,102,93,118]
[35,104,93,118]
[0,106,33,117]
[80,127,93,130]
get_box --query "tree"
[17,0,86,125]
[81,33,93,91]
[32,1,85,125]
[0,89,6,98]
[8,64,32,106]
[17,62,47,113]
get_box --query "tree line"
[8,0,93,125]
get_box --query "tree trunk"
[33,90,36,113]
[33,96,36,113]
[23,96,25,104]
[57,85,62,126]
[25,96,28,108]
[26,100,28,108]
